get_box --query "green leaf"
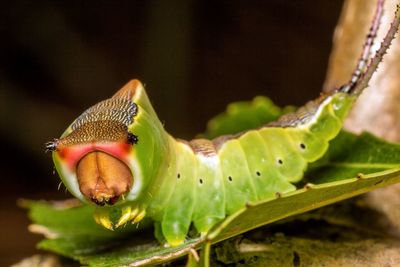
[203,96,295,139]
[25,98,400,266]
[208,167,400,243]
[24,200,154,262]
[306,131,400,184]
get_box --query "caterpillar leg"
[115,204,146,227]
[93,208,113,230]
[115,206,138,227]
[160,142,196,246]
[161,217,190,247]
[194,217,221,236]
[93,203,147,230]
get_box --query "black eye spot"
[278,159,283,165]
[256,171,261,176]
[177,173,181,179]
[300,143,306,150]
[127,133,139,145]
[199,178,203,184]
[228,176,233,182]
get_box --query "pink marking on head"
[57,142,132,170]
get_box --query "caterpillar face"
[47,80,158,206]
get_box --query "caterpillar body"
[47,2,400,247]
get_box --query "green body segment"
[144,136,178,219]
[234,130,296,200]
[126,89,171,201]
[218,139,258,214]
[258,128,307,182]
[160,142,197,246]
[127,91,357,246]
[286,128,329,162]
[191,152,225,234]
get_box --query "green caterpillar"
[46,1,400,247]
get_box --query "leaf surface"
[203,96,295,139]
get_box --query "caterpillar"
[46,1,400,247]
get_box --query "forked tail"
[340,0,400,95]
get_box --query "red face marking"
[58,142,132,170]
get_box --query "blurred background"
[0,1,344,265]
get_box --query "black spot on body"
[199,178,203,184]
[177,173,181,179]
[228,176,233,181]
[256,171,261,176]
[300,143,306,149]
[278,159,283,165]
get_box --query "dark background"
[0,1,343,265]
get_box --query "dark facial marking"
[127,133,139,145]
[54,97,139,148]
[71,98,137,131]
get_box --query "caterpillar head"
[47,80,169,206]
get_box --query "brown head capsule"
[76,151,133,206]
